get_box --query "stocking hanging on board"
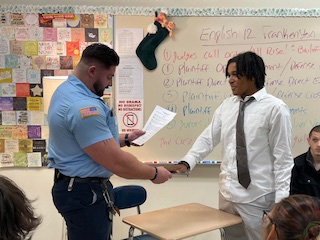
[136,10,175,70]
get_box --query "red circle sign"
[123,112,138,128]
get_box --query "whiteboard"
[116,16,320,162]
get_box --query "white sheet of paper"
[132,105,176,146]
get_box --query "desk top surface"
[122,203,242,240]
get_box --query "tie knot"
[240,97,254,109]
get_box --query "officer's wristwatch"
[124,134,131,147]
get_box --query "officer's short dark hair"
[309,125,320,137]
[225,51,266,90]
[81,43,120,69]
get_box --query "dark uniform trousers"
[52,170,114,240]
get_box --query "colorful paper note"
[1,83,16,97]
[0,139,4,152]
[26,69,41,84]
[80,14,94,28]
[27,97,42,110]
[1,111,16,125]
[19,139,33,152]
[17,55,32,69]
[5,139,19,152]
[0,153,14,167]
[24,41,38,55]
[46,56,60,69]
[0,68,12,83]
[27,152,42,167]
[60,56,73,69]
[10,40,24,54]
[13,97,27,110]
[53,42,66,55]
[0,126,13,139]
[39,14,53,27]
[28,125,41,139]
[12,68,27,83]
[15,27,31,41]
[57,28,71,42]
[29,111,44,125]
[32,139,46,152]
[67,14,80,28]
[94,14,108,28]
[24,13,39,27]
[99,28,113,43]
[66,42,80,56]
[13,152,28,167]
[85,28,99,42]
[0,38,10,54]
[16,111,29,125]
[5,54,18,68]
[43,28,57,41]
[13,126,28,139]
[30,84,43,97]
[10,13,24,26]
[16,83,30,97]
[38,41,54,55]
[0,97,13,110]
[32,56,47,70]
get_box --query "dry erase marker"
[200,160,211,164]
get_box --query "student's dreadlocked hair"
[225,51,266,90]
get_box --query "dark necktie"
[236,97,254,189]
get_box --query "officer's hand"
[151,167,172,184]
[164,164,188,173]
[129,130,146,147]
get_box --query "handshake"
[150,162,190,184]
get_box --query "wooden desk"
[122,203,242,240]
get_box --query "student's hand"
[129,130,146,147]
[151,167,172,184]
[164,164,188,173]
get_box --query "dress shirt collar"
[236,87,267,103]
[67,74,101,99]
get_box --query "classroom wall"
[5,0,320,8]
[1,1,320,240]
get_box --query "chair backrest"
[113,185,147,210]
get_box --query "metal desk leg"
[128,226,135,240]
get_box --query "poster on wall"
[116,99,143,133]
[115,28,144,133]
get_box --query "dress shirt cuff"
[275,190,289,203]
[180,155,197,170]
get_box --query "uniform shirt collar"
[67,74,101,99]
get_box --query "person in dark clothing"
[290,125,320,197]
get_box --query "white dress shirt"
[182,88,293,203]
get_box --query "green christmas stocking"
[136,21,169,70]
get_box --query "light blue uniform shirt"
[48,74,119,178]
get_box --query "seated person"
[290,125,320,197]
[263,194,320,240]
[0,175,41,240]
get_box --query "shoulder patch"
[80,106,99,118]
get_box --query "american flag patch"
[80,106,99,118]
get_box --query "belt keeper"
[68,178,75,192]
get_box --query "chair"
[112,185,159,240]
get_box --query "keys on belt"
[54,169,116,217]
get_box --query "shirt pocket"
[245,113,268,140]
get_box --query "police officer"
[48,43,172,240]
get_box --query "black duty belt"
[54,169,109,183]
